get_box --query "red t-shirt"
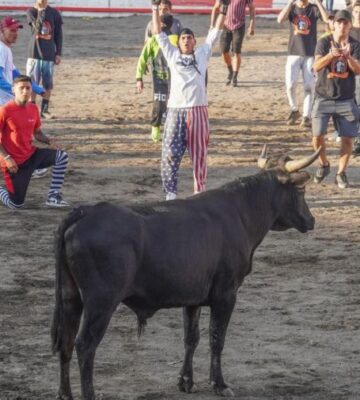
[0,101,41,165]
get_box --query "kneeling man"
[0,75,69,208]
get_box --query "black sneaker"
[46,192,70,208]
[352,140,360,157]
[226,71,233,86]
[314,164,330,184]
[300,116,312,128]
[41,110,55,120]
[286,110,300,125]
[335,172,349,189]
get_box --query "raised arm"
[277,0,294,24]
[314,0,328,23]
[152,0,162,35]
[210,0,221,28]
[213,0,229,30]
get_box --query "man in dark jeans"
[26,0,63,119]
[312,10,360,189]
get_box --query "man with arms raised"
[312,10,360,188]
[152,0,228,200]
[278,0,328,127]
[0,75,69,209]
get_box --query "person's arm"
[27,7,46,33]
[277,0,295,24]
[136,40,153,93]
[33,128,61,149]
[213,0,229,31]
[344,42,360,74]
[0,67,13,94]
[313,39,339,72]
[314,0,328,23]
[54,10,63,65]
[210,1,221,29]
[0,110,18,173]
[247,2,255,36]
[152,0,162,35]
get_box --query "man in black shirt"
[312,10,360,188]
[278,0,328,127]
[26,0,63,119]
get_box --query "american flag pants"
[161,106,209,195]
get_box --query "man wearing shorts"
[278,0,328,127]
[0,75,69,209]
[152,0,228,200]
[26,0,63,119]
[312,10,360,189]
[211,0,255,87]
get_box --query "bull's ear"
[289,171,312,187]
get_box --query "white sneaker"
[32,168,48,179]
[166,192,177,201]
[46,192,70,208]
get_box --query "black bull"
[52,149,320,400]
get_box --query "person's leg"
[150,79,168,143]
[285,55,302,124]
[186,106,210,194]
[161,108,187,199]
[219,30,233,85]
[312,97,332,183]
[47,150,69,199]
[231,26,245,87]
[26,58,41,103]
[333,99,359,187]
[301,57,315,126]
[40,61,55,118]
[0,162,33,209]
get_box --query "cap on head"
[179,28,195,38]
[0,16,23,31]
[327,9,338,19]
[160,14,173,30]
[334,9,352,22]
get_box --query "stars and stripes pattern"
[161,106,209,196]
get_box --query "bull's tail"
[51,206,87,354]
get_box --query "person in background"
[278,0,328,128]
[211,0,255,87]
[136,14,178,143]
[0,75,69,209]
[26,0,63,119]
[144,0,182,41]
[0,15,48,179]
[312,10,360,188]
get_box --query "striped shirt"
[225,0,253,31]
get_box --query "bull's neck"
[229,173,279,248]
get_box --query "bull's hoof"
[211,382,235,397]
[178,374,195,393]
[56,392,73,400]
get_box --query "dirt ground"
[0,14,359,400]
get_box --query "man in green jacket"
[136,14,178,142]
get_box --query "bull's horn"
[257,144,269,169]
[284,147,322,173]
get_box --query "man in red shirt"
[0,75,69,208]
[211,0,255,87]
